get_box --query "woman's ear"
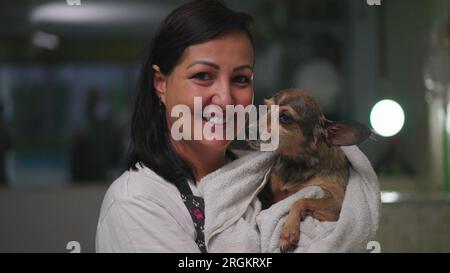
[152,64,167,104]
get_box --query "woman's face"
[155,31,254,153]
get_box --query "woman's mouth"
[201,107,232,127]
[202,115,227,126]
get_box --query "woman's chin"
[197,119,237,149]
[200,138,231,149]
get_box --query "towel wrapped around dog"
[197,146,380,252]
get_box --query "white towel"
[197,146,380,253]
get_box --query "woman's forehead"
[180,32,254,68]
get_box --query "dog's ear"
[325,120,372,146]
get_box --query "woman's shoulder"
[96,164,198,250]
[100,164,181,210]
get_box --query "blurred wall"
[380,0,449,190]
[0,186,105,253]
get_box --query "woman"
[96,0,255,252]
[96,0,379,253]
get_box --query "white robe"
[95,146,379,253]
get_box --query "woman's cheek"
[236,87,254,106]
[184,83,210,104]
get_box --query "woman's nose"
[210,79,234,108]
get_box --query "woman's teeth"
[203,116,226,125]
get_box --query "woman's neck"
[170,139,228,182]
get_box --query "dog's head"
[259,88,372,158]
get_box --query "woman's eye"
[192,72,213,81]
[233,75,250,85]
[279,113,293,124]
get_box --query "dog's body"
[264,143,350,252]
[249,88,371,252]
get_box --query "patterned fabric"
[174,150,237,253]
[181,193,207,253]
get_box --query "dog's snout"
[263,98,275,106]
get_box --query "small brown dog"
[248,88,372,252]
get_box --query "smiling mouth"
[201,108,235,127]
[202,115,227,125]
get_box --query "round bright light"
[370,100,405,137]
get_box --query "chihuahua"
[247,88,372,252]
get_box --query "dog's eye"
[279,113,293,124]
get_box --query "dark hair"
[126,0,255,185]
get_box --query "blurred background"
[0,0,449,252]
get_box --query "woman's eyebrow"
[186,61,253,72]
[233,65,253,72]
[187,61,220,70]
